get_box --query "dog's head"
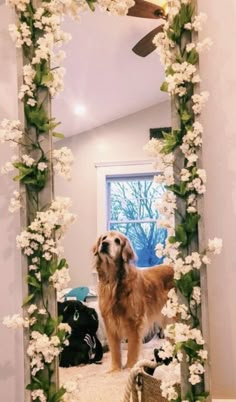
[93,230,136,264]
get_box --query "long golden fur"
[93,230,174,371]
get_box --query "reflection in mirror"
[52,8,171,402]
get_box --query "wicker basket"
[131,369,168,402]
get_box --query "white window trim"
[95,160,155,235]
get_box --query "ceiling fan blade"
[128,0,165,19]
[132,25,164,57]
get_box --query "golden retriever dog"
[93,230,174,371]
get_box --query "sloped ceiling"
[52,8,167,136]
[0,3,167,136]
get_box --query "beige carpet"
[60,339,162,402]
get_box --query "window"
[106,174,167,267]
[96,161,167,268]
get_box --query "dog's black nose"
[100,241,109,253]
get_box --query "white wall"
[55,101,171,286]
[198,0,236,397]
[0,5,24,402]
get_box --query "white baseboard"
[213,399,236,402]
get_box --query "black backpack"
[58,300,103,367]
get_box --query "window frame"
[95,160,156,235]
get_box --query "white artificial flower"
[62,378,80,402]
[31,389,47,402]
[50,267,71,292]
[158,340,174,360]
[192,91,209,115]
[27,331,63,372]
[155,243,164,258]
[35,272,41,282]
[38,308,47,315]
[22,154,35,167]
[192,12,207,32]
[58,323,72,334]
[180,168,191,182]
[184,22,192,30]
[207,238,223,254]
[9,190,21,213]
[191,286,201,305]
[0,119,23,146]
[1,160,15,174]
[189,374,201,385]
[156,190,176,218]
[202,255,211,265]
[186,42,195,53]
[37,162,48,171]
[6,0,30,12]
[196,37,213,53]
[198,349,208,360]
[27,304,37,315]
[53,147,74,180]
[143,138,163,157]
[3,313,28,328]
[45,67,65,97]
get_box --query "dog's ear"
[92,235,102,256]
[122,238,136,263]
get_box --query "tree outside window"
[106,175,167,267]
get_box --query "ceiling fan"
[127,0,167,57]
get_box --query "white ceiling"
[53,8,167,136]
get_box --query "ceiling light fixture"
[74,104,87,116]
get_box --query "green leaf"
[194,392,209,401]
[175,224,188,246]
[25,104,49,133]
[31,322,45,334]
[22,293,35,306]
[160,81,169,92]
[26,382,41,391]
[184,338,201,352]
[174,342,184,353]
[167,180,188,198]
[41,71,54,85]
[168,236,177,244]
[13,170,33,182]
[35,64,42,85]
[49,385,66,402]
[45,317,57,336]
[27,274,41,290]
[57,258,67,270]
[184,213,200,234]
[187,48,199,65]
[177,272,193,298]
[52,132,64,139]
[179,181,187,196]
[40,259,51,280]
[166,66,174,76]
[48,259,58,276]
[85,0,96,12]
[181,109,192,123]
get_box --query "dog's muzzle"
[100,241,109,254]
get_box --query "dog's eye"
[102,236,107,241]
[114,238,121,245]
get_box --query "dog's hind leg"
[125,327,142,368]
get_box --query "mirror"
[52,8,171,401]
[0,3,171,402]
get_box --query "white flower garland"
[144,0,222,400]
[1,1,135,401]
